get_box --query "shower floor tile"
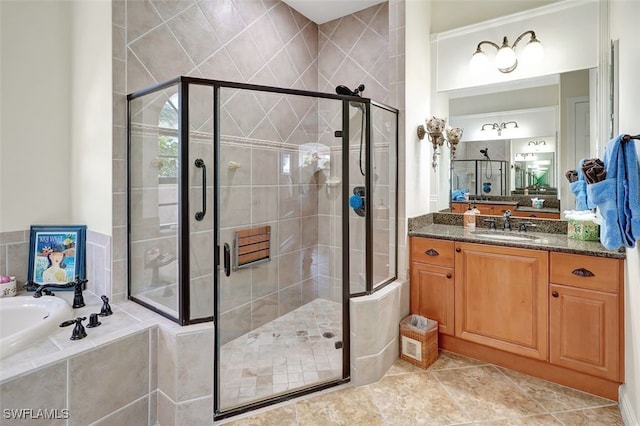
[219,298,343,410]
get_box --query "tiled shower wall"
[316,4,390,296]
[114,0,392,327]
[0,0,396,312]
[120,0,323,340]
[0,230,111,297]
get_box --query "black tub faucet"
[29,276,87,309]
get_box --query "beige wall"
[0,0,112,235]
[71,0,113,235]
[0,1,72,231]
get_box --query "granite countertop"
[408,213,625,259]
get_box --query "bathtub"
[0,295,73,359]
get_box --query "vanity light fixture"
[470,30,544,74]
[480,121,519,136]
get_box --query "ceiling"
[281,0,387,24]
[282,0,562,30]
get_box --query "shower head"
[335,84,365,97]
[480,148,490,160]
[335,84,366,111]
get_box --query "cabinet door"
[451,202,466,213]
[410,262,455,336]
[455,242,548,360]
[490,206,512,216]
[549,283,620,381]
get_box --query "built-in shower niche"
[127,76,399,417]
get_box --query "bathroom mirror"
[441,68,592,211]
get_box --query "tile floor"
[217,351,624,425]
[219,299,344,410]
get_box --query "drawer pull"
[425,249,439,256]
[456,248,461,253]
[446,273,452,279]
[571,267,595,277]
[552,291,559,297]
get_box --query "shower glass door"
[215,85,347,416]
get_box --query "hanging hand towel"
[622,135,640,244]
[587,178,622,249]
[587,134,638,249]
[569,159,593,211]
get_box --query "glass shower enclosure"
[450,159,510,198]
[127,77,398,418]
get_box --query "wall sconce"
[470,30,544,74]
[480,121,518,136]
[417,117,463,170]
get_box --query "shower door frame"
[211,78,358,420]
[127,76,399,420]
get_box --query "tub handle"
[195,159,206,221]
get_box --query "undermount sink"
[472,231,542,242]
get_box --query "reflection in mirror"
[442,69,592,212]
[511,136,556,194]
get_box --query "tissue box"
[567,219,600,241]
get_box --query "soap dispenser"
[463,203,476,229]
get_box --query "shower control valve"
[349,186,366,217]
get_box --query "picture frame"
[27,225,87,288]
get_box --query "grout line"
[430,369,475,424]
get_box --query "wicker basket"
[399,315,438,369]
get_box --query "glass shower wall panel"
[371,104,397,291]
[317,98,343,304]
[216,86,343,412]
[129,85,181,317]
[188,83,215,320]
[348,104,367,295]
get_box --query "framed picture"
[27,225,87,288]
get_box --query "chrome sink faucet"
[502,210,512,231]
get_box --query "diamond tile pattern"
[218,353,624,425]
[123,3,392,410]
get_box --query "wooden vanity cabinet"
[409,237,455,335]
[451,202,514,216]
[454,242,548,360]
[408,235,624,399]
[549,252,624,381]
[511,210,561,219]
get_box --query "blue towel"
[569,159,593,211]
[588,134,640,249]
[587,179,622,249]
[622,135,640,244]
[451,189,468,201]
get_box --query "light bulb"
[522,39,544,64]
[469,50,488,73]
[495,46,517,73]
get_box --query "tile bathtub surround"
[0,229,112,297]
[216,352,623,425]
[0,294,215,426]
[0,331,152,426]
